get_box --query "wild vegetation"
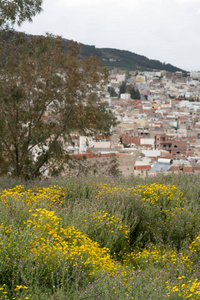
[0,172,199,299]
[80,45,186,72]
[0,5,199,298]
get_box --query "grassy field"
[0,172,199,299]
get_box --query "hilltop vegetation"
[69,41,186,72]
[0,172,199,299]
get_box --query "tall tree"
[0,32,116,178]
[119,81,141,99]
[119,81,126,94]
[0,1,117,178]
[128,85,141,99]
[0,0,43,29]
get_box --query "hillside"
[82,44,186,72]
[63,39,186,72]
[17,34,185,72]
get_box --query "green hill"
[19,33,186,72]
[63,39,186,72]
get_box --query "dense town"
[68,69,200,176]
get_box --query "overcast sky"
[15,0,200,72]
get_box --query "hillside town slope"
[68,69,200,176]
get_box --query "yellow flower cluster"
[0,284,30,299]
[14,285,28,291]
[96,183,127,197]
[28,208,119,276]
[123,245,191,270]
[134,183,184,208]
[91,211,129,241]
[0,182,198,299]
[35,186,67,206]
[166,278,200,299]
[96,183,184,209]
[189,233,200,253]
[0,185,67,210]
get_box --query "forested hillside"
[62,39,186,72]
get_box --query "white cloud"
[15,0,200,71]
[58,0,115,7]
[176,0,200,3]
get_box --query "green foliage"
[95,48,186,72]
[0,0,43,29]
[64,41,187,72]
[119,81,127,94]
[0,1,117,179]
[119,81,141,99]
[0,172,199,299]
[0,32,117,178]
[108,86,118,97]
[128,85,141,99]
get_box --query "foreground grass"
[0,172,199,299]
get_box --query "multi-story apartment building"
[155,134,187,155]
